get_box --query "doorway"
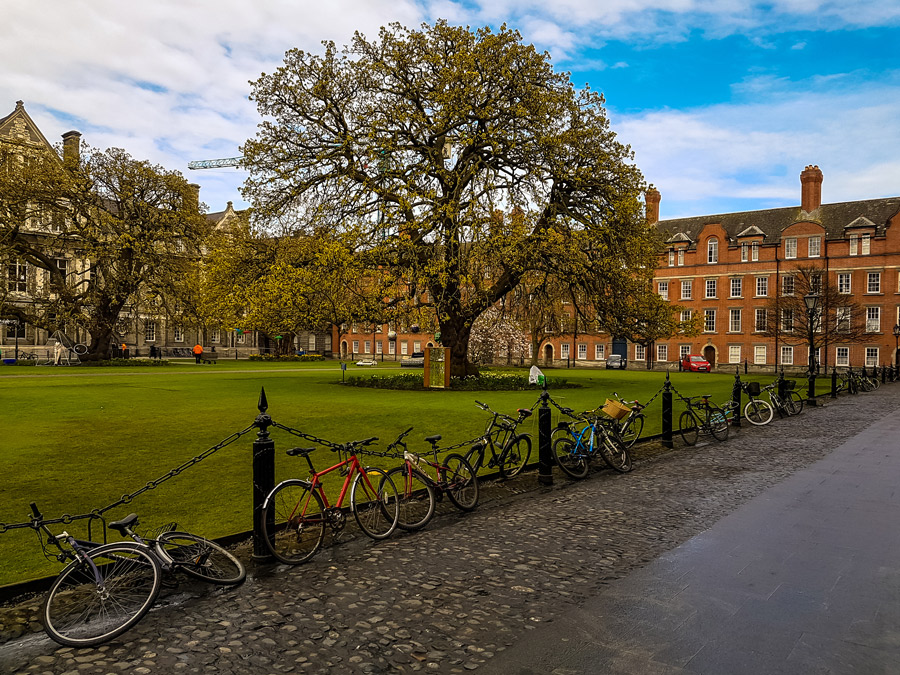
[703,345,716,368]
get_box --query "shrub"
[79,359,172,367]
[344,372,576,391]
[248,353,326,362]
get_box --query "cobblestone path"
[1,386,896,674]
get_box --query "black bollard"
[778,368,786,402]
[883,364,887,384]
[731,367,742,428]
[538,390,553,486]
[252,387,275,561]
[831,367,838,399]
[662,373,673,449]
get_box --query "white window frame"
[414,341,422,353]
[705,278,717,298]
[866,307,880,333]
[401,341,408,355]
[352,340,359,354]
[309,335,317,351]
[781,308,794,332]
[668,250,675,267]
[836,346,849,366]
[866,347,879,367]
[680,309,692,322]
[145,321,156,342]
[781,346,794,365]
[741,243,748,262]
[867,272,881,294]
[836,306,851,332]
[751,241,759,261]
[375,340,383,354]
[862,234,871,255]
[784,237,797,259]
[210,330,219,344]
[730,277,742,298]
[704,309,716,333]
[561,343,570,359]
[729,309,741,333]
[658,281,669,300]
[680,345,691,360]
[754,345,767,365]
[657,344,668,362]
[808,236,821,258]
[173,326,184,343]
[595,344,605,360]
[755,308,767,332]
[756,276,768,297]
[850,234,858,256]
[838,273,851,294]
[782,275,795,296]
[729,345,741,364]
[389,340,396,355]
[634,344,646,361]
[364,340,371,354]
[707,238,718,264]
[681,280,692,300]
[577,343,587,360]
[677,249,685,266]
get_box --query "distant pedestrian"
[193,343,203,364]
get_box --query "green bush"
[344,371,577,391]
[80,359,172,367]
[249,353,326,362]
[10,360,37,367]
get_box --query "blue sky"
[2,1,898,220]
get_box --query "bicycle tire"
[443,453,479,511]
[73,343,88,355]
[743,399,773,426]
[351,467,399,540]
[156,531,245,585]
[786,390,804,415]
[553,437,589,479]
[464,445,485,476]
[261,479,326,565]
[596,429,633,473]
[708,406,729,442]
[43,542,162,647]
[620,415,644,448]
[679,411,699,446]
[384,466,436,531]
[499,434,532,478]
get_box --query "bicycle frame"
[295,451,379,516]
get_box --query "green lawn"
[0,361,799,587]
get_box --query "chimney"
[800,165,823,213]
[61,130,81,167]
[645,185,661,224]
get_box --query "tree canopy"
[242,20,659,374]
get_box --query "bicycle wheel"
[596,429,633,473]
[156,532,245,585]
[43,542,162,647]
[743,399,773,426]
[384,466,435,531]
[786,391,804,415]
[708,406,729,441]
[499,434,532,478]
[464,445,484,476]
[443,453,479,511]
[553,437,589,479]
[261,479,326,565]
[679,411,699,446]
[351,467,399,540]
[620,415,644,448]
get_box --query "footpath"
[1,385,898,674]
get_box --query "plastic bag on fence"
[529,365,545,386]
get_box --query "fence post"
[252,387,275,561]
[882,364,887,384]
[777,368,786,401]
[831,367,838,399]
[538,390,553,486]
[731,367,742,428]
[662,372,673,449]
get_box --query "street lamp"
[893,324,900,370]
[803,291,820,405]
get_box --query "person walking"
[192,343,204,364]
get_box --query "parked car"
[605,354,627,370]
[681,354,711,372]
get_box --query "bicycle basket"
[602,399,631,420]
[784,380,796,391]
[745,381,761,396]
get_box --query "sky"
[2,1,898,220]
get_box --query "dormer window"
[751,242,759,261]
[677,249,684,266]
[668,250,675,267]
[707,238,718,264]
[861,234,871,255]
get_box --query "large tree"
[242,21,658,376]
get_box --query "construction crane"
[187,157,243,170]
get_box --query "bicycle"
[552,408,633,478]
[677,393,729,445]
[721,381,775,426]
[260,437,400,565]
[382,428,480,531]
[604,392,646,448]
[28,503,244,647]
[465,401,533,479]
[763,380,803,417]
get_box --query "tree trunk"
[440,317,479,378]
[85,327,115,361]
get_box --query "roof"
[656,197,900,245]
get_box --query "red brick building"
[651,166,900,371]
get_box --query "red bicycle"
[260,437,399,565]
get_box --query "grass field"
[0,360,813,587]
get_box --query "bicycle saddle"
[518,409,533,418]
[108,513,139,534]
[286,447,316,457]
[424,435,442,444]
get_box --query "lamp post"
[893,324,900,370]
[803,291,820,406]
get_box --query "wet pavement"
[1,385,897,674]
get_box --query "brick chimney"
[645,185,661,224]
[61,130,81,167]
[800,165,823,213]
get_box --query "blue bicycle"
[552,408,633,479]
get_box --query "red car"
[681,354,711,372]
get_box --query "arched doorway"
[703,345,716,368]
[543,344,554,365]
[341,341,348,359]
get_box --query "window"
[784,237,797,259]
[658,281,669,300]
[677,249,685,266]
[309,335,317,351]
[401,341,408,355]
[836,307,851,332]
[707,238,718,264]
[810,273,822,294]
[730,278,742,298]
[595,344,605,360]
[236,332,245,344]
[838,273,851,294]
[680,345,691,359]
[862,234,871,255]
[704,309,716,332]
[389,340,396,355]
[754,345,767,365]
[808,236,821,258]
[210,330,219,343]
[705,279,717,298]
[756,276,768,297]
[866,347,879,367]
[577,343,587,360]
[751,309,765,333]
[351,323,358,334]
[741,243,748,262]
[836,347,849,366]
[364,340,371,354]
[145,321,156,342]
[657,344,668,362]
[782,275,795,296]
[6,321,25,339]
[729,346,741,364]
[173,326,184,342]
[751,242,759,261]
[729,309,741,332]
[561,343,570,359]
[781,346,794,365]
[7,261,27,292]
[681,280,692,300]
[352,340,359,353]
[867,272,881,294]
[850,234,858,256]
[866,307,880,333]
[634,344,645,361]
[375,341,383,354]
[668,250,675,267]
[680,309,692,322]
[781,309,794,332]
[414,341,422,353]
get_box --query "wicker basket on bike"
[601,398,631,420]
